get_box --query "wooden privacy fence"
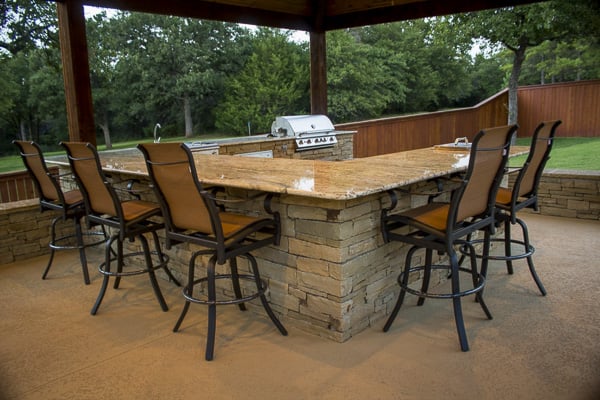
[341,80,600,158]
[0,168,57,203]
[517,80,600,138]
[336,90,508,158]
[338,90,509,158]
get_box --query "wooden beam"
[309,31,327,115]
[57,0,96,144]
[323,0,541,30]
[81,0,314,31]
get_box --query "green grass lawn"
[508,137,600,170]
[2,136,599,173]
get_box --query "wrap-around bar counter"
[51,145,528,342]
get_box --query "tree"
[0,0,64,154]
[86,12,118,148]
[468,52,505,102]
[325,29,407,122]
[360,18,474,114]
[454,1,600,126]
[106,13,246,139]
[519,38,600,84]
[215,28,309,135]
[0,0,58,55]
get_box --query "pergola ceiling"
[77,0,539,32]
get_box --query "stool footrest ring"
[98,251,170,277]
[460,238,534,261]
[399,265,485,299]
[183,274,267,306]
[50,231,107,251]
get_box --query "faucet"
[454,137,469,146]
[153,123,161,143]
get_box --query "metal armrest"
[391,176,463,204]
[112,178,153,200]
[505,166,523,175]
[51,171,74,179]
[48,170,76,183]
[202,189,279,216]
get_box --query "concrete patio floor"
[1,213,599,400]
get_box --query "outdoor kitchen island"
[51,145,528,342]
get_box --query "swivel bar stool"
[380,125,516,351]
[138,142,287,361]
[13,140,106,284]
[465,120,561,295]
[61,142,180,315]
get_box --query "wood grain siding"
[0,169,58,203]
[341,90,509,158]
[344,80,600,158]
[518,80,600,137]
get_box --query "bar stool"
[464,120,561,295]
[13,140,106,284]
[380,125,516,351]
[138,142,287,361]
[61,142,181,315]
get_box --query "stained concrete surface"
[1,213,599,400]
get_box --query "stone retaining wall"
[0,199,74,265]
[510,169,600,220]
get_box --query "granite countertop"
[48,146,529,201]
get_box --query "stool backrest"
[13,140,63,204]
[451,124,516,227]
[138,143,216,236]
[60,142,118,217]
[514,120,561,199]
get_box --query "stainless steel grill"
[271,115,338,151]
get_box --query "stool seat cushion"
[495,187,512,205]
[121,200,161,222]
[63,189,84,206]
[401,202,450,232]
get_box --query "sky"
[83,6,309,43]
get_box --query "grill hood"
[271,115,338,151]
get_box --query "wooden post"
[310,31,327,116]
[56,0,96,144]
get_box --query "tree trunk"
[184,94,193,138]
[99,112,112,149]
[19,120,27,141]
[508,44,527,143]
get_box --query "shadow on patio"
[1,213,599,400]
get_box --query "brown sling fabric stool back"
[13,140,106,284]
[61,142,180,315]
[380,124,516,351]
[138,142,287,361]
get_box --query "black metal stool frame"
[139,142,287,361]
[13,140,107,284]
[61,142,181,315]
[460,120,562,296]
[381,125,516,351]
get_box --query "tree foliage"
[0,0,58,55]
[452,0,600,124]
[326,29,406,122]
[0,1,598,155]
[215,28,309,134]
